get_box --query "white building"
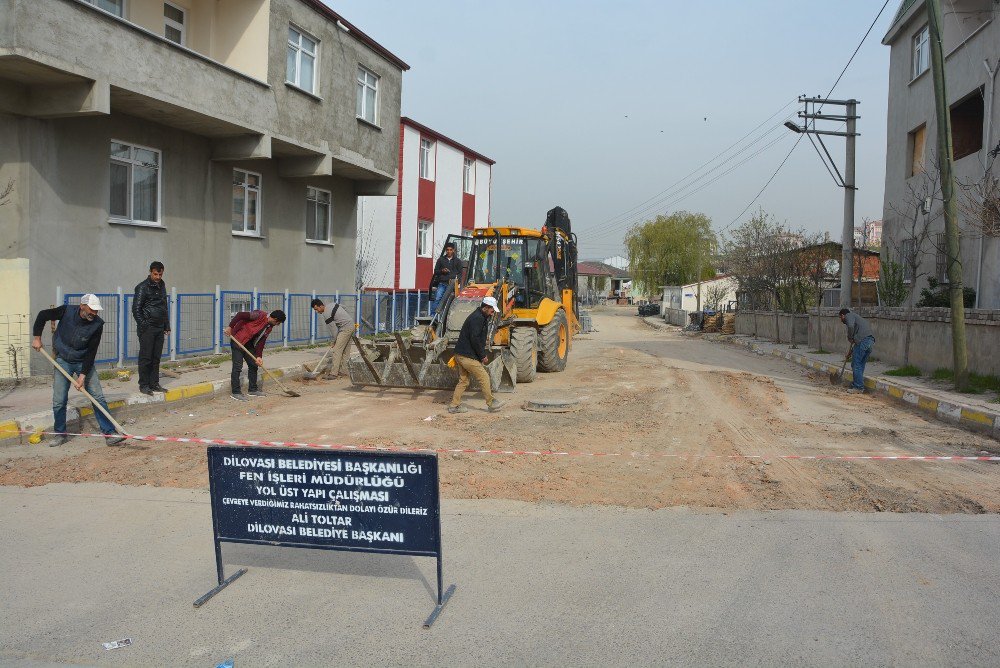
[357,117,494,290]
[661,276,738,316]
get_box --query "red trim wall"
[462,192,475,230]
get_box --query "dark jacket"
[229,310,274,357]
[133,277,169,330]
[454,307,490,361]
[430,254,463,289]
[33,305,104,376]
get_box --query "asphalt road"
[2,483,998,667]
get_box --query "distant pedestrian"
[224,309,286,401]
[448,296,504,414]
[31,295,127,447]
[132,260,169,395]
[311,298,354,379]
[840,308,875,394]
[430,242,463,316]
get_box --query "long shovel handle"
[308,347,332,374]
[36,347,127,435]
[229,335,297,396]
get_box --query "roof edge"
[882,0,925,45]
[298,0,410,71]
[401,117,496,165]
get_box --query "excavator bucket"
[347,334,517,392]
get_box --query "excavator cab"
[347,207,580,391]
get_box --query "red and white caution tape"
[15,430,1000,462]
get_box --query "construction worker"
[311,298,353,379]
[224,309,285,401]
[31,294,127,447]
[448,296,504,414]
[430,242,463,316]
[132,260,170,395]
[839,308,875,394]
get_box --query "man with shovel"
[839,308,875,395]
[31,294,127,447]
[310,298,353,380]
[224,309,285,401]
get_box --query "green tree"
[877,261,907,308]
[624,211,716,296]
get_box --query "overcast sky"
[329,0,896,260]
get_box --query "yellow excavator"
[347,206,580,391]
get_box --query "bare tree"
[704,279,733,311]
[958,149,1000,308]
[0,179,13,207]
[355,203,390,293]
[853,217,879,307]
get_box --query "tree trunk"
[904,303,914,367]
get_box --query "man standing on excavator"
[430,242,463,316]
[448,296,505,414]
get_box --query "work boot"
[846,387,865,395]
[106,434,128,446]
[248,389,265,397]
[231,393,249,402]
[139,386,153,396]
[151,384,167,392]
[447,404,468,414]
[47,434,70,448]
[487,399,505,413]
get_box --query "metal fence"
[0,313,30,388]
[50,286,435,369]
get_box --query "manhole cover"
[522,398,581,413]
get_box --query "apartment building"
[0,0,407,317]
[881,0,999,307]
[357,118,494,290]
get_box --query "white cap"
[482,296,499,311]
[80,293,103,311]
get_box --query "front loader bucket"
[347,334,516,392]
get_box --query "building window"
[417,221,432,257]
[306,187,332,243]
[109,141,160,225]
[901,239,915,283]
[935,233,949,283]
[908,124,927,177]
[419,139,435,180]
[85,0,124,18]
[463,157,475,194]
[286,25,318,94]
[163,2,186,46]
[356,66,379,125]
[950,89,984,161]
[232,169,261,236]
[912,25,929,79]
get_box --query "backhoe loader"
[347,206,580,391]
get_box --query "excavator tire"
[537,308,569,372]
[509,325,538,383]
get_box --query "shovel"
[229,336,300,397]
[303,346,332,380]
[830,344,854,385]
[36,347,130,439]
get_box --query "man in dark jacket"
[132,260,170,395]
[430,243,463,316]
[31,294,127,447]
[448,297,504,414]
[224,309,285,401]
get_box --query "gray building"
[881,0,999,308]
[0,0,407,320]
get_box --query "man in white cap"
[31,294,127,447]
[448,296,504,413]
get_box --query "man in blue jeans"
[429,242,463,316]
[32,294,127,447]
[839,308,875,394]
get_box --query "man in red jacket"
[224,309,285,401]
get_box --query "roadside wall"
[737,308,1000,374]
[662,307,686,326]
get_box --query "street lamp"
[783,121,803,133]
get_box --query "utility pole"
[785,97,860,308]
[926,0,969,390]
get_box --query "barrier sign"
[194,446,455,626]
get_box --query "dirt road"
[2,308,997,512]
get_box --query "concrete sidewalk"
[0,347,329,444]
[642,317,1000,440]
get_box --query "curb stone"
[715,335,1000,441]
[0,363,308,446]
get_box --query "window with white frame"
[85,0,124,18]
[417,221,432,257]
[232,169,261,235]
[463,157,475,194]
[109,141,160,225]
[163,2,186,45]
[356,66,379,125]
[419,138,435,180]
[286,25,318,94]
[306,186,332,243]
[912,25,930,79]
